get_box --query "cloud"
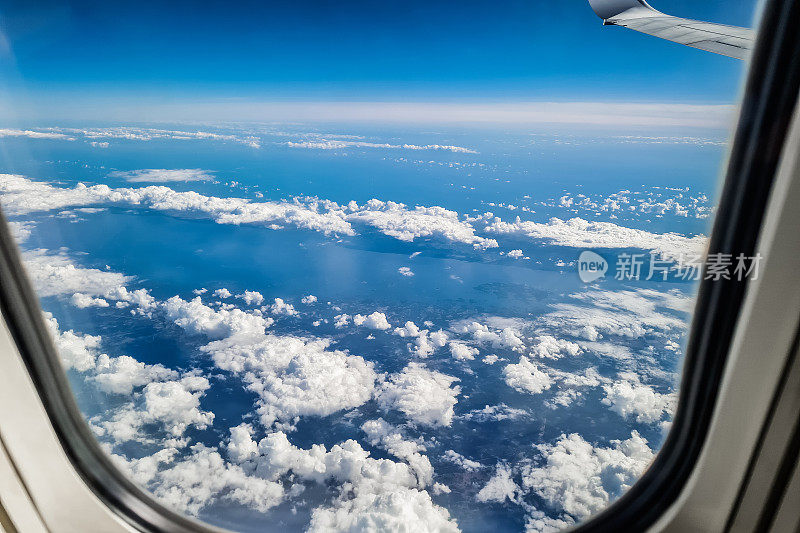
[476,464,519,503]
[333,314,351,328]
[442,450,483,472]
[530,335,583,360]
[108,168,215,183]
[30,253,461,526]
[377,363,460,427]
[92,353,179,395]
[93,377,215,444]
[228,427,417,488]
[226,426,458,531]
[348,199,498,250]
[394,322,448,358]
[284,139,477,154]
[8,220,34,243]
[525,511,573,533]
[40,251,378,432]
[309,488,460,533]
[211,288,232,298]
[611,135,726,146]
[530,366,602,410]
[0,175,354,236]
[486,216,706,262]
[114,444,284,516]
[44,313,104,372]
[269,297,298,316]
[398,266,415,277]
[461,404,529,423]
[520,432,654,521]
[541,367,608,410]
[44,313,213,445]
[549,187,714,221]
[45,126,261,148]
[21,248,132,298]
[12,183,692,528]
[361,419,433,486]
[21,249,157,316]
[452,319,526,352]
[71,293,110,308]
[163,295,271,339]
[5,175,701,262]
[429,331,449,348]
[503,356,554,395]
[236,290,264,306]
[540,289,688,343]
[3,175,512,251]
[301,294,318,304]
[449,342,478,361]
[601,373,674,424]
[117,416,452,524]
[0,128,74,140]
[205,333,378,429]
[353,311,391,330]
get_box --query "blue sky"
[0,0,758,122]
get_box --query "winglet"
[587,0,658,22]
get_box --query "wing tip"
[588,0,654,21]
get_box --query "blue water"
[1,123,724,532]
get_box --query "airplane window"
[0,0,761,531]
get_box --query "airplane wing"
[588,0,754,60]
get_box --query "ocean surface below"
[0,122,725,532]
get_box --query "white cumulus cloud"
[236,290,264,306]
[347,199,498,250]
[377,363,460,427]
[601,373,674,424]
[442,450,483,472]
[206,334,377,430]
[269,297,298,316]
[486,216,706,262]
[449,342,478,361]
[398,266,415,277]
[476,464,519,503]
[503,356,554,395]
[520,432,654,521]
[353,311,391,330]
